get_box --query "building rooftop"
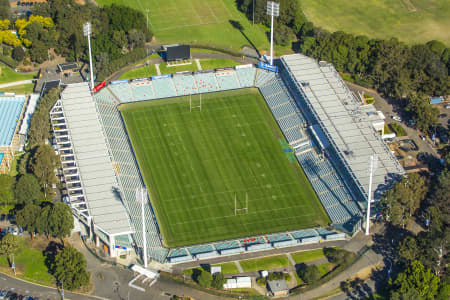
[281,54,405,200]
[267,279,289,293]
[60,83,132,235]
[0,96,26,146]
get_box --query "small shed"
[267,279,289,297]
[57,62,79,75]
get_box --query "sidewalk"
[0,79,34,89]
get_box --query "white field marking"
[204,1,220,23]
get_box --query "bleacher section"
[94,64,367,263]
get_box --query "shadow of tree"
[229,20,260,57]
[43,241,63,276]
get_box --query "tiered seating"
[194,73,219,93]
[0,97,26,146]
[291,229,318,240]
[236,67,256,87]
[214,240,241,251]
[130,80,155,101]
[152,77,177,98]
[167,248,189,258]
[240,236,265,246]
[108,83,134,103]
[266,233,292,243]
[188,244,214,255]
[271,102,296,119]
[255,69,276,87]
[284,127,304,143]
[215,71,240,90]
[173,74,198,96]
[95,88,117,104]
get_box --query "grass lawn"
[95,0,270,51]
[120,89,328,247]
[118,65,158,80]
[317,262,335,277]
[213,262,239,274]
[0,64,36,84]
[159,61,198,75]
[0,83,35,94]
[240,255,290,272]
[0,242,54,286]
[199,58,240,70]
[301,0,450,45]
[291,249,326,264]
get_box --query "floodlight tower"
[266,1,279,65]
[365,154,378,235]
[83,22,94,90]
[137,188,148,268]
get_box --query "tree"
[29,144,59,196]
[15,204,41,239]
[37,203,52,238]
[29,40,48,63]
[380,173,428,227]
[0,0,11,20]
[0,234,21,264]
[299,265,321,284]
[211,272,226,289]
[274,24,295,46]
[389,260,440,300]
[398,236,419,263]
[0,174,14,206]
[12,46,25,62]
[47,202,73,241]
[324,247,352,265]
[404,93,440,133]
[52,246,90,290]
[196,270,213,288]
[14,174,42,205]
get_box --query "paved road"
[0,273,99,300]
[0,80,34,89]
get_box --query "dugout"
[161,44,190,62]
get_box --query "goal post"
[234,192,248,216]
[189,93,202,112]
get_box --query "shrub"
[324,248,353,265]
[257,277,266,286]
[299,265,321,284]
[211,272,226,289]
[12,46,25,61]
[389,123,407,137]
[196,270,212,288]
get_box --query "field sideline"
[301,0,450,45]
[120,89,329,247]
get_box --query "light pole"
[137,188,148,268]
[83,22,94,90]
[266,1,279,65]
[365,154,378,235]
[252,0,255,26]
[11,254,16,276]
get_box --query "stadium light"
[266,1,279,65]
[83,22,95,90]
[365,154,378,235]
[137,188,148,268]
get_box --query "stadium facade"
[51,54,404,263]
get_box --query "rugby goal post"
[189,93,202,112]
[234,192,248,216]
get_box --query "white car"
[392,116,402,121]
[0,290,7,299]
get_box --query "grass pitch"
[120,89,328,247]
[96,0,269,51]
[301,0,450,45]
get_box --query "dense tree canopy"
[29,144,59,194]
[52,246,90,290]
[14,174,42,205]
[15,204,41,238]
[0,174,14,206]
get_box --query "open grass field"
[0,64,36,84]
[120,89,328,247]
[301,0,450,45]
[0,83,35,94]
[240,255,290,272]
[95,0,269,51]
[291,248,326,264]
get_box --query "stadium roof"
[281,54,405,200]
[60,83,132,235]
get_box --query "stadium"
[50,53,404,264]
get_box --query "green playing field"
[120,89,329,247]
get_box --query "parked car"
[439,113,447,118]
[420,135,426,141]
[0,290,8,299]
[392,115,402,121]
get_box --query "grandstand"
[0,96,27,174]
[54,56,403,264]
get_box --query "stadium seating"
[172,74,198,96]
[236,67,256,87]
[130,80,155,101]
[188,244,214,255]
[266,233,292,243]
[194,72,219,93]
[152,77,177,98]
[255,69,276,87]
[0,97,26,146]
[95,88,118,105]
[108,83,134,103]
[214,240,241,251]
[215,71,240,90]
[291,229,318,240]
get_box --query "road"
[0,80,34,89]
[0,273,99,300]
